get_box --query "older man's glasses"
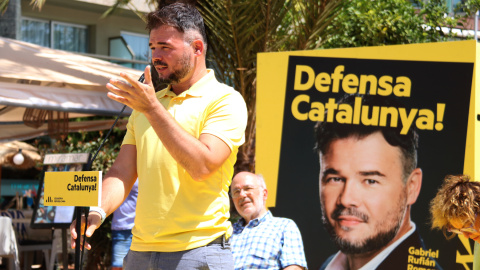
[231,186,258,198]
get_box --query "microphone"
[138,73,145,83]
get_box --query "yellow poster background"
[257,40,479,269]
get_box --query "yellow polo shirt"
[122,70,247,252]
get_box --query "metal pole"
[475,10,479,42]
[62,228,68,270]
[74,207,82,270]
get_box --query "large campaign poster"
[257,40,478,269]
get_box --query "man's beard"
[321,192,407,255]
[155,51,192,85]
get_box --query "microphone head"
[138,73,145,83]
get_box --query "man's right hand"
[70,211,102,250]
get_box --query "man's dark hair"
[146,0,207,49]
[314,94,419,181]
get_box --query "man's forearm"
[143,103,230,181]
[98,145,138,215]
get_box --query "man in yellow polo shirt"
[70,1,247,269]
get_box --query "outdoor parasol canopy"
[0,37,142,142]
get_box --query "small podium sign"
[44,171,102,207]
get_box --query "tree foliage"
[460,0,480,15]
[196,0,344,172]
[322,0,461,48]
[34,129,123,172]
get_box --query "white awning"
[0,82,128,117]
[0,37,142,141]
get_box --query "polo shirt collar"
[156,69,215,99]
[239,210,272,228]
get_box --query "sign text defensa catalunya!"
[291,65,446,135]
[44,171,102,207]
[68,174,98,192]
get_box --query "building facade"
[0,0,154,70]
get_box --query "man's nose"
[152,50,163,61]
[338,180,359,207]
[238,189,248,197]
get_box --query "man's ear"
[263,188,268,203]
[192,40,204,56]
[406,168,422,205]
